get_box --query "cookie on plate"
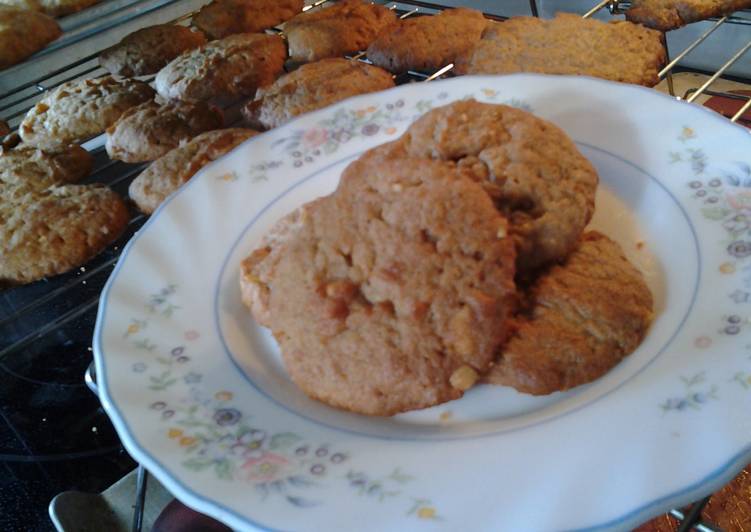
[367,8,487,74]
[485,231,653,395]
[0,183,129,285]
[626,0,751,31]
[0,143,93,190]
[387,99,599,272]
[284,0,396,63]
[155,33,286,104]
[456,14,666,87]
[192,0,303,39]
[0,7,61,70]
[105,100,223,163]
[129,128,257,214]
[241,156,517,416]
[19,76,155,150]
[99,25,207,77]
[242,58,394,129]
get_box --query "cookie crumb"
[439,411,453,421]
[450,365,478,391]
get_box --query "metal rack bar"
[732,97,751,122]
[582,0,610,18]
[131,465,148,532]
[658,17,728,79]
[687,40,751,103]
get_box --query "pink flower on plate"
[243,452,290,483]
[303,128,328,149]
[727,191,751,211]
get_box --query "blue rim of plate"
[93,74,751,531]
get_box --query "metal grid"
[1,0,749,530]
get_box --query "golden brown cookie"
[105,100,223,163]
[485,232,653,395]
[0,7,61,70]
[129,128,257,214]
[19,76,155,151]
[242,58,394,130]
[387,99,599,272]
[284,0,396,63]
[0,0,42,11]
[192,0,303,39]
[0,183,129,285]
[0,143,93,189]
[701,464,751,530]
[367,8,488,74]
[38,0,100,17]
[456,14,666,87]
[626,0,751,31]
[241,156,517,416]
[155,33,286,104]
[99,25,207,77]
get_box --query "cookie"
[456,14,666,87]
[105,100,223,163]
[626,0,751,31]
[284,0,396,63]
[155,33,286,104]
[0,183,129,285]
[241,156,517,415]
[367,8,487,74]
[99,25,207,77]
[192,0,303,39]
[0,0,42,11]
[38,0,100,17]
[0,143,93,189]
[388,99,599,272]
[0,8,61,70]
[19,76,155,151]
[485,232,653,395]
[129,128,257,214]
[242,58,394,129]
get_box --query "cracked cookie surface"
[485,231,654,395]
[381,99,599,272]
[241,156,517,415]
[19,76,155,150]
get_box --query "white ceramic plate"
[94,75,751,531]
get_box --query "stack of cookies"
[241,100,654,415]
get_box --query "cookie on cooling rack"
[106,100,223,163]
[284,0,396,63]
[0,183,129,285]
[38,0,100,17]
[485,231,654,395]
[382,99,599,272]
[367,8,488,74]
[192,0,303,39]
[241,155,517,416]
[0,143,93,190]
[626,0,751,31]
[242,58,394,130]
[0,7,61,70]
[129,128,257,214]
[19,76,155,151]
[455,13,666,87]
[99,24,207,77]
[155,33,286,104]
